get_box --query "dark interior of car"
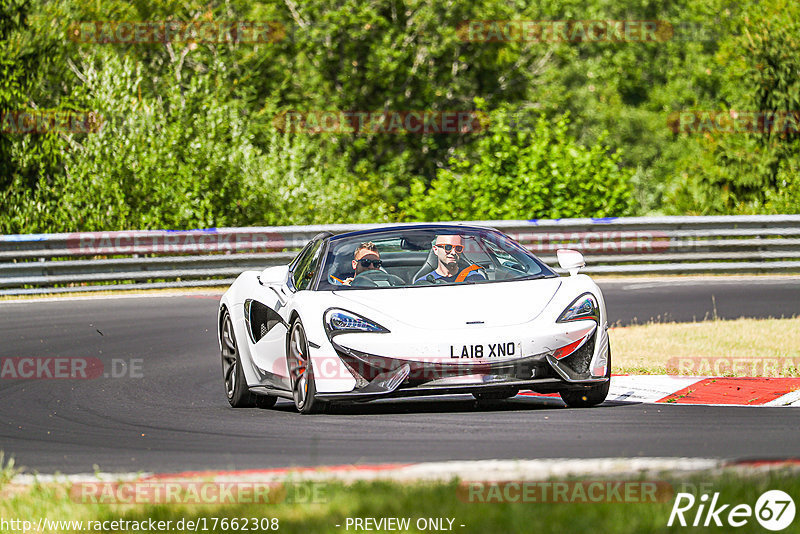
[321,231,541,289]
[327,249,430,284]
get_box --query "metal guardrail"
[2,215,800,295]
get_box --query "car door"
[248,238,325,389]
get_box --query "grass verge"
[612,317,800,376]
[2,470,799,533]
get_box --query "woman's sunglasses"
[435,244,464,253]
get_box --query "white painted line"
[519,375,800,407]
[608,375,705,403]
[765,389,800,407]
[12,471,151,485]
[598,275,800,289]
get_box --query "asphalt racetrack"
[1,277,798,474]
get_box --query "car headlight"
[324,308,389,336]
[557,294,599,323]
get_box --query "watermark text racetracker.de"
[457,20,731,44]
[668,110,800,135]
[72,480,327,505]
[457,20,672,42]
[67,230,291,255]
[68,20,285,44]
[0,517,280,532]
[1,109,103,134]
[458,480,673,503]
[0,357,142,380]
[666,357,800,377]
[272,110,486,135]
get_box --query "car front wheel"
[287,319,326,414]
[560,346,611,408]
[559,380,610,408]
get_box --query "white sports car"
[217,224,610,413]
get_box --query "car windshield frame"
[311,225,557,291]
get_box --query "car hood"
[331,278,562,329]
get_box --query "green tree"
[667,0,800,213]
[0,0,67,196]
[2,50,390,233]
[400,108,633,221]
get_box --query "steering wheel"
[350,269,405,287]
[455,264,485,282]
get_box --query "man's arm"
[413,271,438,284]
[464,270,486,281]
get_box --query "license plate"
[448,341,517,359]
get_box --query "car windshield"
[316,226,557,290]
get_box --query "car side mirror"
[557,249,585,276]
[260,265,289,285]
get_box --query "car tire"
[253,394,278,409]
[287,318,326,414]
[220,309,257,408]
[560,345,611,408]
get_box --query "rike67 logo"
[668,490,795,530]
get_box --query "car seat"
[412,248,476,283]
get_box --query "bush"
[665,0,800,214]
[400,109,634,221]
[2,52,391,232]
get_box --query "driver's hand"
[343,277,354,285]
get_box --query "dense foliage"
[401,108,634,220]
[0,0,797,232]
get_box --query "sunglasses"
[357,258,382,268]
[435,244,464,253]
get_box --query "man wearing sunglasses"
[417,234,485,284]
[342,241,383,285]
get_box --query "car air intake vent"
[244,299,285,343]
[561,331,596,379]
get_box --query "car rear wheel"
[287,319,325,414]
[220,309,258,408]
[560,346,611,408]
